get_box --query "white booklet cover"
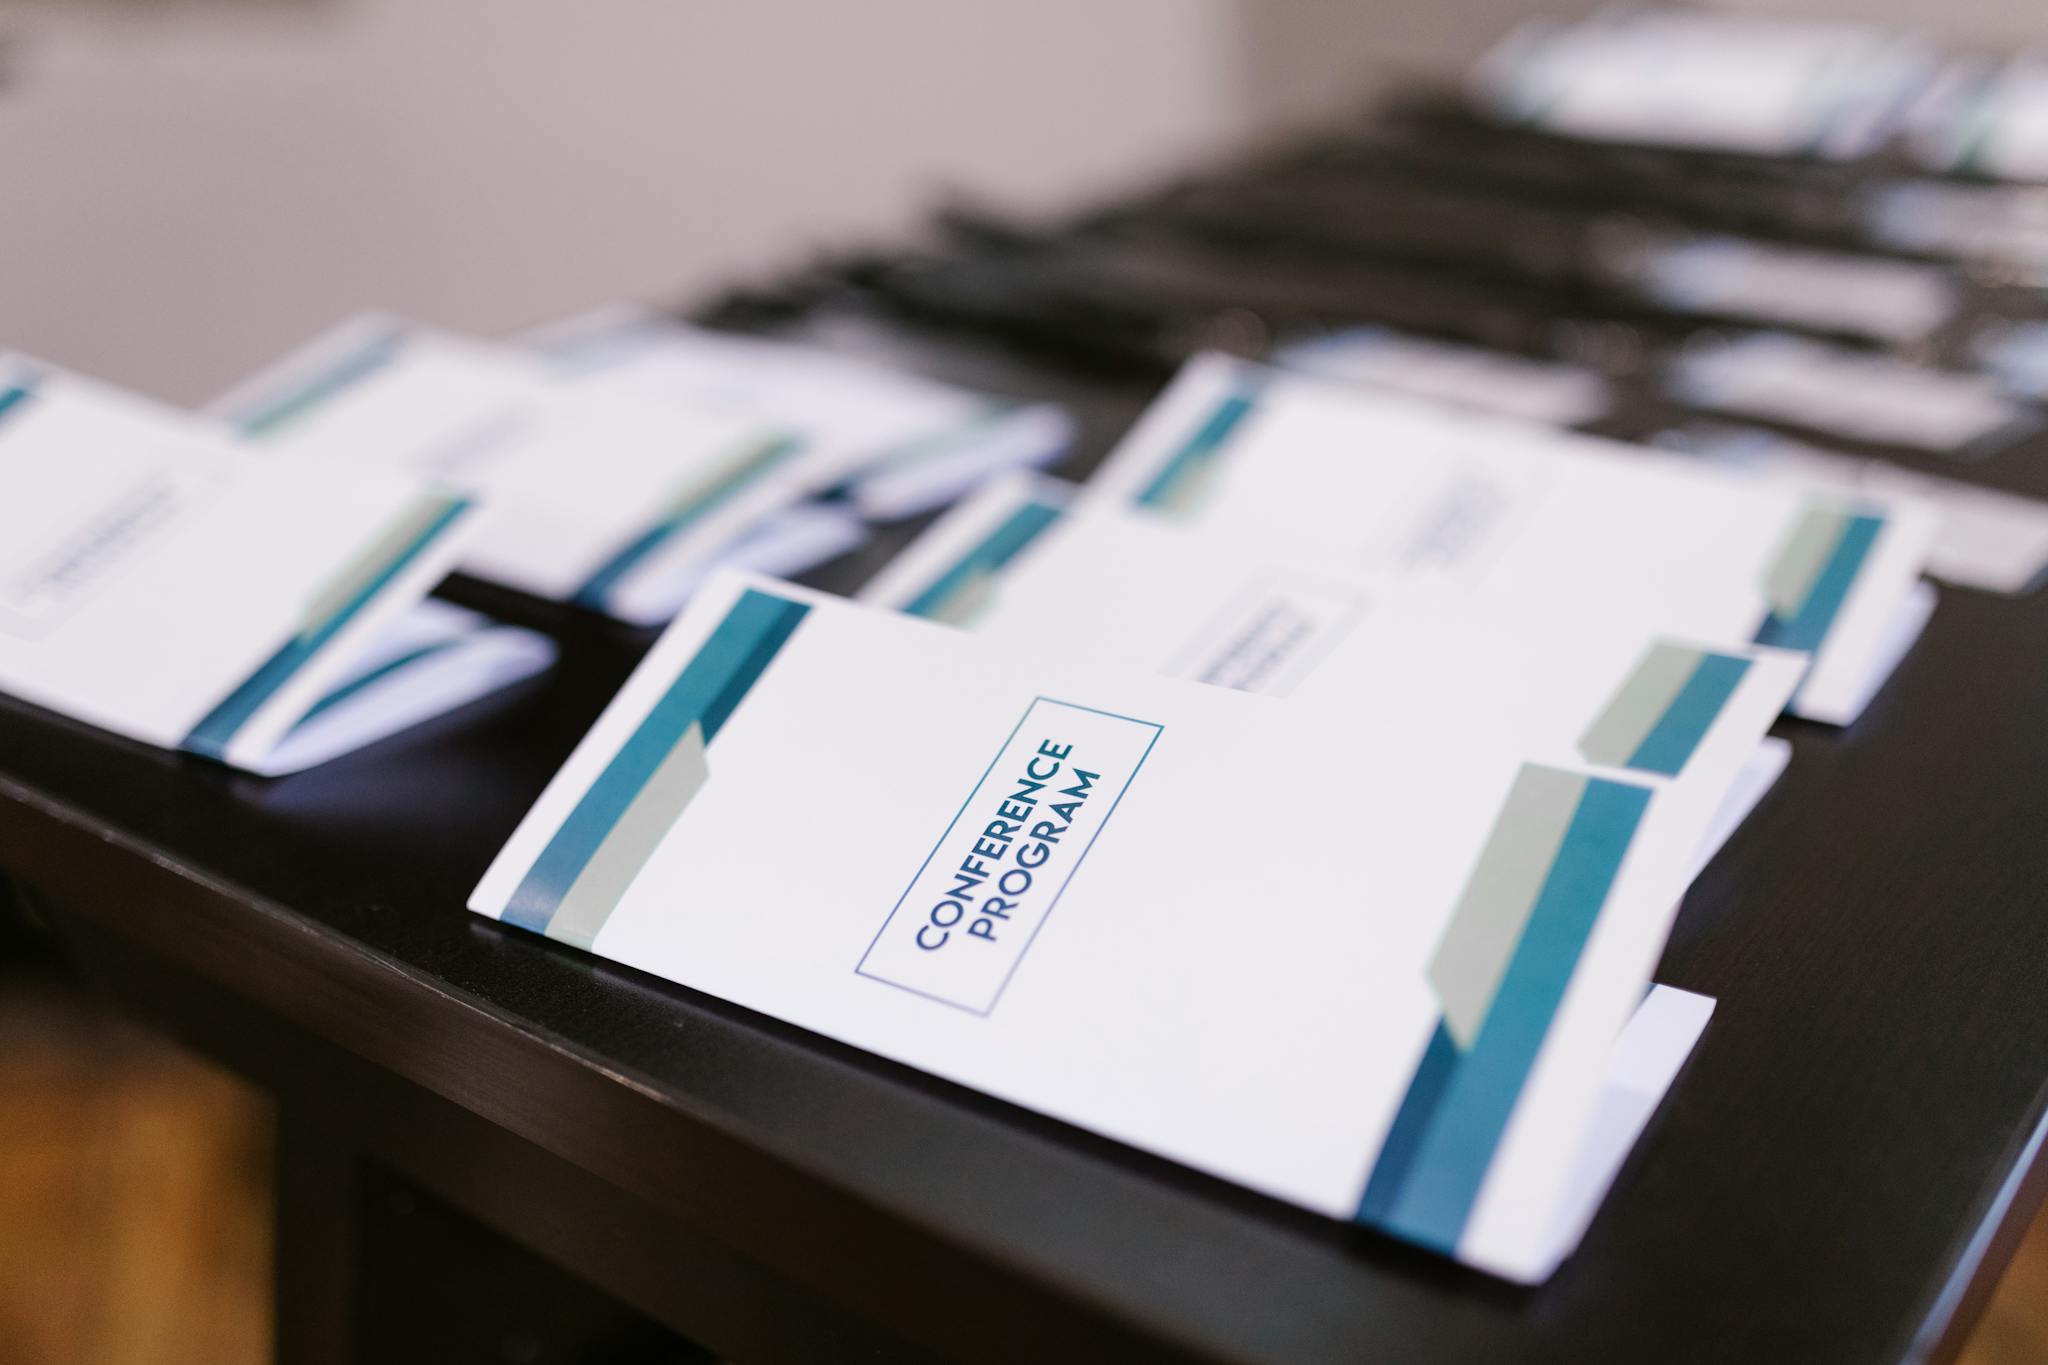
[0,359,543,773]
[1084,354,1938,726]
[470,570,1798,1281]
[211,315,835,625]
[530,306,1077,520]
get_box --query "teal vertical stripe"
[903,499,1064,619]
[501,588,809,934]
[182,497,471,761]
[237,327,405,438]
[1753,514,1884,655]
[1133,392,1257,509]
[1625,652,1753,777]
[1357,777,1652,1251]
[572,437,802,613]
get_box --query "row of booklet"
[459,349,1955,1284]
[0,321,1971,1281]
[0,311,1071,772]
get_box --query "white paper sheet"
[257,599,555,775]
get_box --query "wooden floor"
[0,982,2041,1364]
[0,986,270,1365]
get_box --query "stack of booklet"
[466,353,1941,1282]
[216,310,1074,624]
[0,314,1075,773]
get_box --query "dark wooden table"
[6,299,2048,1364]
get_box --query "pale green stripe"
[1428,766,1587,1050]
[545,722,710,951]
[299,495,458,634]
[660,434,783,521]
[1157,450,1227,517]
[1766,507,1849,618]
[928,570,1001,626]
[1578,643,1703,769]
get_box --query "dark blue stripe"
[1359,777,1652,1251]
[1625,652,1752,776]
[903,499,1064,619]
[1753,515,1884,656]
[1355,1024,1460,1224]
[1133,392,1257,509]
[182,498,470,761]
[501,588,809,933]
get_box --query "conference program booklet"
[862,472,1795,863]
[531,306,1077,520]
[1085,355,1938,726]
[0,359,550,774]
[471,571,1798,1280]
[211,315,840,624]
[864,471,1794,834]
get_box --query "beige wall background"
[0,0,1587,402]
[0,0,2038,404]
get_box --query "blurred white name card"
[1083,354,1938,726]
[0,360,550,774]
[471,570,1795,1281]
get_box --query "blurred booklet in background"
[471,570,1797,1280]
[0,359,551,773]
[211,315,842,625]
[1085,354,1938,725]
[1470,10,1935,159]
[1910,54,2048,182]
[530,306,1076,520]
